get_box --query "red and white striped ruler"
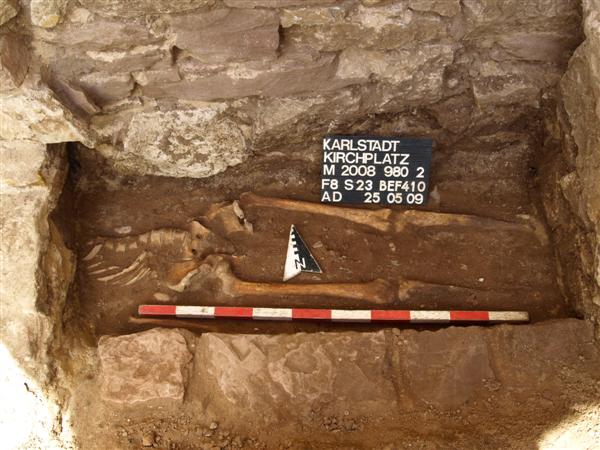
[138,305,529,324]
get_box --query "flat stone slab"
[194,331,396,423]
[99,328,192,405]
[192,320,600,429]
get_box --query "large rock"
[408,0,461,17]
[169,8,279,63]
[0,140,48,188]
[190,320,600,442]
[471,60,561,108]
[195,331,396,423]
[0,0,18,26]
[98,328,193,405]
[279,4,348,28]
[336,44,455,103]
[0,85,92,145]
[30,0,68,28]
[285,3,449,51]
[78,0,215,17]
[103,106,250,178]
[390,320,600,411]
[0,32,29,92]
[0,142,72,450]
[552,0,600,328]
[143,52,352,101]
[225,0,336,7]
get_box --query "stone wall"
[539,0,600,332]
[0,0,582,178]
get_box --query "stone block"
[0,32,29,92]
[111,106,249,178]
[280,5,348,28]
[143,52,350,101]
[98,328,193,405]
[30,0,68,28]
[285,3,448,51]
[336,44,455,103]
[78,0,215,17]
[225,0,336,7]
[195,331,396,423]
[0,86,93,145]
[170,8,279,63]
[0,140,47,188]
[0,0,18,26]
[408,0,461,17]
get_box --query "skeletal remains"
[240,192,544,235]
[83,193,546,305]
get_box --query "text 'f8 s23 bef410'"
[321,135,433,206]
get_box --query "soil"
[57,144,572,340]
[53,143,593,450]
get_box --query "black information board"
[320,135,433,206]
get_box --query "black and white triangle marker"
[283,225,322,281]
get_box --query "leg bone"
[190,256,394,305]
[240,192,392,232]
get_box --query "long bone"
[240,192,538,234]
[186,255,395,306]
[240,192,392,232]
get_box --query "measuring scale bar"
[138,305,529,324]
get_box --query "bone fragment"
[83,244,102,261]
[202,201,253,235]
[392,210,536,233]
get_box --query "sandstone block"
[170,8,279,63]
[280,5,348,28]
[0,140,47,188]
[112,107,249,178]
[393,327,496,409]
[98,328,192,405]
[285,3,448,51]
[336,45,454,103]
[471,61,561,107]
[463,0,580,26]
[0,33,29,92]
[30,0,68,28]
[0,87,93,145]
[0,143,67,386]
[195,331,396,423]
[408,0,461,17]
[39,15,159,50]
[77,72,134,107]
[143,52,349,101]
[78,0,215,17]
[0,0,18,26]
[496,32,580,63]
[390,319,600,410]
[225,0,336,7]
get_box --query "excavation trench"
[49,137,599,450]
[2,0,599,448]
[57,142,573,338]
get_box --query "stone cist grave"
[1,0,599,449]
